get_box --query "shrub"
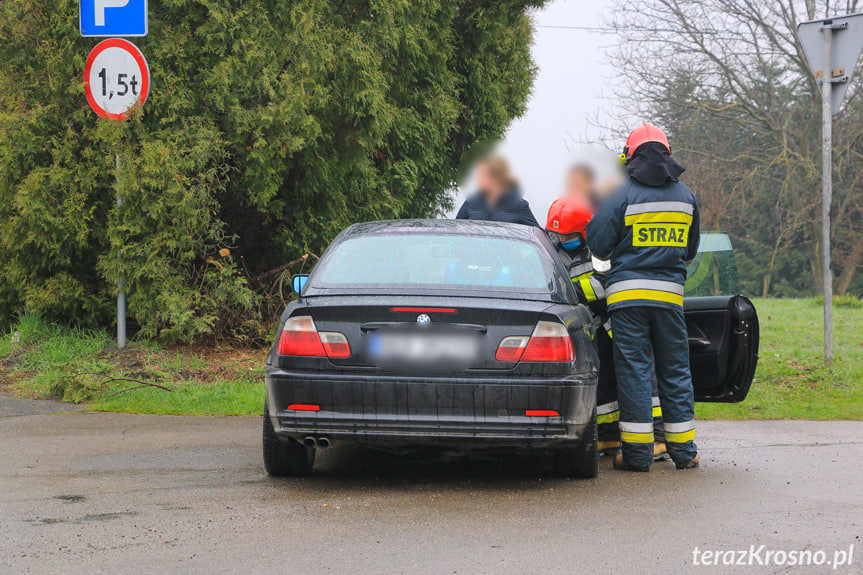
[0,0,544,341]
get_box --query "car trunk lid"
[301,295,550,372]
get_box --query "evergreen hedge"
[0,0,544,341]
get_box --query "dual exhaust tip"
[302,436,331,449]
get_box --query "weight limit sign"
[84,38,150,120]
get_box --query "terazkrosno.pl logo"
[692,545,855,569]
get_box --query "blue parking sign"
[80,0,148,37]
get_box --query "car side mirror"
[291,274,309,294]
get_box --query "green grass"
[696,298,863,420]
[87,378,263,415]
[0,300,861,419]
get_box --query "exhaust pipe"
[317,437,331,449]
[302,436,316,448]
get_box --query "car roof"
[341,219,542,242]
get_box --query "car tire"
[553,416,598,479]
[262,402,315,477]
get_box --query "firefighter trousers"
[596,326,664,444]
[610,306,697,468]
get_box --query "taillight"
[319,332,350,358]
[496,321,574,363]
[278,316,351,358]
[278,317,324,356]
[495,336,529,362]
[522,321,574,362]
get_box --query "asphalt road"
[1,397,861,574]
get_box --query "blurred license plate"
[367,331,479,364]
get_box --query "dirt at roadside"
[101,345,264,384]
[0,343,265,402]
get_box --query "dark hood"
[626,142,685,187]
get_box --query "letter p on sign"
[80,0,148,37]
[95,0,130,26]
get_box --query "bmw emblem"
[417,314,431,325]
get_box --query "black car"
[263,219,758,478]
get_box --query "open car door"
[685,295,759,402]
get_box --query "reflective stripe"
[625,211,693,226]
[619,421,653,433]
[597,401,619,415]
[666,429,696,443]
[589,276,606,299]
[625,201,694,216]
[597,411,620,425]
[664,420,695,433]
[652,396,662,407]
[608,289,683,307]
[652,406,662,418]
[577,275,598,302]
[621,431,655,444]
[571,262,593,277]
[597,401,619,425]
[665,420,696,444]
[607,279,684,296]
[620,420,656,444]
[602,320,612,337]
[607,280,684,306]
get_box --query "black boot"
[675,455,700,470]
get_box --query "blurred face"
[566,170,593,202]
[475,162,504,204]
[596,174,625,202]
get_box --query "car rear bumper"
[265,368,597,449]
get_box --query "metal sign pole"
[799,13,863,366]
[821,24,834,367]
[81,13,151,351]
[116,153,126,349]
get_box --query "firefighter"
[546,196,605,313]
[585,123,700,472]
[549,192,667,458]
[545,196,623,450]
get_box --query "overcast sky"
[450,0,619,222]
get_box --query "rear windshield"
[312,233,553,292]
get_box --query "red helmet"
[622,122,670,162]
[546,196,594,236]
